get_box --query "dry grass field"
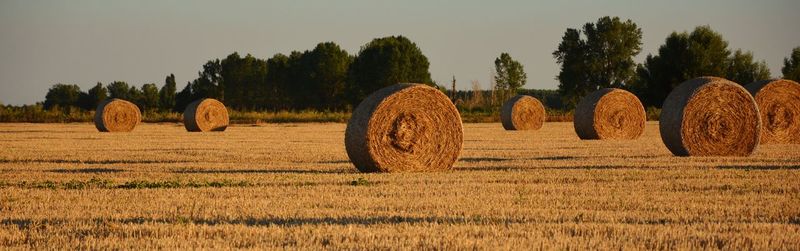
[0,122,798,249]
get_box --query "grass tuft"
[349,177,370,186]
[5,179,254,190]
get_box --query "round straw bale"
[183,98,229,132]
[573,88,645,140]
[94,98,141,132]
[501,95,546,130]
[745,79,800,144]
[660,77,761,156]
[345,83,463,173]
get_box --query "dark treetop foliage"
[78,83,108,111]
[35,37,434,114]
[346,35,433,106]
[173,81,193,112]
[220,53,268,110]
[34,31,780,116]
[783,47,800,81]
[294,42,353,110]
[138,83,159,112]
[159,74,177,111]
[174,60,224,112]
[262,53,295,110]
[43,78,181,113]
[194,60,225,101]
[43,84,82,110]
[493,52,527,102]
[171,42,354,111]
[553,16,643,108]
[726,49,771,85]
[106,81,133,100]
[633,26,771,107]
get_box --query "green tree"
[174,83,193,112]
[220,53,268,110]
[139,83,159,111]
[296,42,353,110]
[172,60,224,112]
[78,82,107,110]
[43,84,82,110]
[107,81,132,100]
[633,26,730,107]
[552,28,588,107]
[128,86,143,110]
[783,47,800,81]
[553,16,643,108]
[284,51,308,109]
[633,26,768,107]
[263,53,297,110]
[493,52,527,103]
[159,74,177,111]
[725,49,771,85]
[347,35,433,106]
[189,60,224,101]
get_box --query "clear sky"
[0,0,798,105]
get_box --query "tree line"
[39,20,800,114]
[41,36,432,113]
[553,16,800,108]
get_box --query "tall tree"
[220,52,243,108]
[174,83,193,112]
[347,35,433,106]
[783,47,800,81]
[284,51,308,109]
[172,60,223,112]
[107,81,132,100]
[139,83,159,112]
[633,27,728,107]
[43,84,82,110]
[725,49,771,85]
[553,16,643,108]
[296,42,353,110]
[681,26,731,77]
[632,26,767,107]
[189,60,224,101]
[259,53,290,110]
[128,86,143,110]
[78,82,107,110]
[159,74,177,111]
[493,52,527,103]
[220,53,268,110]
[264,53,295,110]
[553,28,589,107]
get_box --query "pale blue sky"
[0,0,797,105]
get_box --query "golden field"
[0,122,798,249]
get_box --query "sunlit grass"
[0,122,797,249]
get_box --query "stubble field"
[0,122,798,249]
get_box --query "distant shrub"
[0,104,659,123]
[8,178,253,189]
[349,177,370,186]
[0,104,92,123]
[0,104,350,124]
[646,107,661,121]
[546,109,574,122]
[142,110,181,123]
[229,110,350,123]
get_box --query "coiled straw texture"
[501,95,546,130]
[574,88,645,140]
[345,83,463,173]
[745,79,800,144]
[184,98,229,132]
[660,77,761,156]
[94,99,141,132]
